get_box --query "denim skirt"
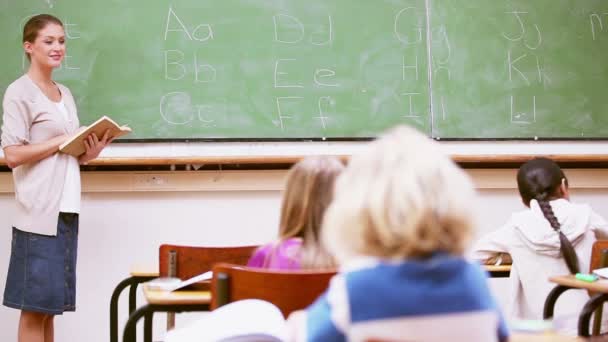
[3,213,78,315]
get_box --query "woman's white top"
[55,99,81,214]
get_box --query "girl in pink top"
[247,156,344,270]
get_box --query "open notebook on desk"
[146,271,212,292]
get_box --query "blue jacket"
[305,254,508,342]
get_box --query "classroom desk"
[125,291,591,342]
[485,264,512,278]
[111,263,511,341]
[122,287,211,342]
[544,275,608,337]
[109,266,158,342]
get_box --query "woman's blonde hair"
[322,125,476,264]
[279,156,344,268]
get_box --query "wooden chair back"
[589,240,608,273]
[588,239,608,335]
[586,240,608,298]
[210,263,336,317]
[159,244,259,289]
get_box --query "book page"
[144,271,213,292]
[593,267,608,279]
[165,299,287,342]
[59,116,131,157]
[145,277,181,291]
[168,271,213,291]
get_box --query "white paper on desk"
[592,267,608,279]
[146,271,213,292]
[145,277,181,291]
[169,271,213,292]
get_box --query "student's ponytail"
[518,157,580,275]
[536,196,580,274]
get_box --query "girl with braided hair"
[474,157,608,334]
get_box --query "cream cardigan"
[1,74,80,235]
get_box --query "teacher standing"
[2,14,112,342]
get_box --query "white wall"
[0,188,281,342]
[0,169,607,341]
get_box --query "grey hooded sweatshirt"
[473,198,608,334]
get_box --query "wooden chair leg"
[592,305,603,335]
[167,312,175,330]
[166,249,177,330]
[215,272,230,309]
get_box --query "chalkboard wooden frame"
[3,154,608,168]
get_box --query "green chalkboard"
[430,0,608,138]
[0,1,607,140]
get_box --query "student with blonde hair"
[295,125,508,342]
[165,126,506,342]
[247,155,344,270]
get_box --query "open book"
[593,267,608,279]
[165,299,288,342]
[145,271,213,292]
[59,116,131,157]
